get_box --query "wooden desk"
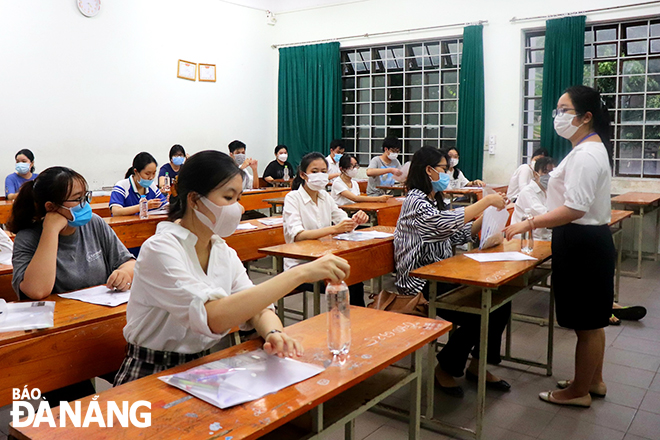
[377,184,406,196]
[0,294,127,408]
[609,209,634,302]
[445,184,508,206]
[225,218,284,262]
[240,188,291,211]
[103,215,168,249]
[263,197,286,216]
[0,264,15,302]
[0,200,13,224]
[611,191,660,278]
[10,307,451,440]
[259,226,395,318]
[91,195,110,204]
[410,240,552,440]
[339,197,404,225]
[90,202,111,218]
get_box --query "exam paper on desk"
[58,285,130,307]
[465,252,537,263]
[334,231,394,241]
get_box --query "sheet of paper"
[258,217,284,226]
[465,252,537,263]
[334,231,394,241]
[235,223,258,231]
[58,285,130,307]
[0,301,55,332]
[0,253,12,266]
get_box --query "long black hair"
[168,150,242,222]
[16,149,35,173]
[447,147,462,179]
[565,85,613,167]
[125,152,158,179]
[7,167,87,233]
[407,146,450,208]
[292,152,328,190]
[338,154,356,171]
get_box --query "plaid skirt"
[113,343,211,386]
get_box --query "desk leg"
[409,349,422,440]
[655,204,660,262]
[313,281,322,316]
[345,419,356,440]
[276,257,285,322]
[475,288,492,440]
[425,281,438,420]
[547,282,555,377]
[615,228,623,302]
[636,207,644,278]
[312,402,324,434]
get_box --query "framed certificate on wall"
[199,63,216,82]
[177,60,197,81]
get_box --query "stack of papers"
[0,300,55,332]
[58,285,130,307]
[334,231,394,241]
[235,223,258,231]
[259,217,284,226]
[465,252,537,262]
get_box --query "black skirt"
[552,223,615,330]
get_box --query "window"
[522,18,660,177]
[341,37,462,165]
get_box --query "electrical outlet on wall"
[488,134,496,155]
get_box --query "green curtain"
[278,42,342,170]
[540,16,586,161]
[456,25,485,180]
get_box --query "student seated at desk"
[115,151,350,385]
[110,152,166,216]
[8,166,135,402]
[326,139,345,181]
[511,156,554,241]
[283,152,369,306]
[5,149,38,200]
[331,154,392,205]
[366,136,403,196]
[506,147,549,202]
[394,146,509,398]
[263,145,294,185]
[158,144,186,190]
[228,140,259,190]
[446,147,484,189]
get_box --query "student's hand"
[391,168,403,176]
[334,218,357,233]
[504,220,532,241]
[351,210,369,225]
[469,179,485,187]
[43,211,69,233]
[485,193,506,210]
[106,269,132,292]
[147,199,163,210]
[301,253,350,284]
[377,195,393,202]
[263,331,303,358]
[248,158,258,170]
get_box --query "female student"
[394,146,508,397]
[110,152,166,216]
[158,144,186,190]
[506,85,615,407]
[331,154,392,206]
[8,166,135,401]
[283,152,369,306]
[5,149,38,200]
[263,145,294,185]
[115,151,350,385]
[446,147,484,190]
[507,147,549,201]
[511,156,554,241]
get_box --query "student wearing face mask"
[511,156,554,241]
[331,154,392,206]
[446,148,484,189]
[507,147,549,202]
[228,140,259,190]
[6,149,38,200]
[366,136,403,196]
[158,144,186,190]
[505,86,615,408]
[110,152,167,216]
[283,152,369,306]
[263,145,294,186]
[115,151,350,385]
[326,139,345,181]
[394,146,508,397]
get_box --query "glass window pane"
[625,41,647,55]
[388,115,403,126]
[649,75,660,92]
[622,59,646,74]
[624,24,648,39]
[371,103,385,114]
[652,39,660,54]
[405,127,422,138]
[649,58,660,73]
[343,127,355,138]
[371,127,385,138]
[649,94,660,108]
[343,103,355,114]
[644,142,660,158]
[425,71,441,85]
[596,77,616,94]
[620,110,644,123]
[643,160,660,176]
[596,60,616,76]
[620,94,646,108]
[622,76,645,93]
[357,76,370,88]
[619,160,642,176]
[406,73,423,86]
[441,113,457,126]
[424,86,439,100]
[343,77,355,89]
[373,75,386,87]
[528,49,544,63]
[646,125,660,139]
[424,114,439,125]
[526,80,543,97]
[423,127,439,138]
[652,23,660,37]
[372,89,386,102]
[441,70,457,84]
[441,127,457,138]
[358,139,370,152]
[648,110,660,121]
[406,101,422,113]
[585,30,594,44]
[388,102,403,114]
[358,90,370,101]
[358,127,369,138]
[425,101,439,113]
[407,114,422,125]
[357,116,369,126]
[442,85,458,99]
[343,90,355,103]
[596,44,617,57]
[621,126,643,139]
[343,115,355,126]
[584,46,594,59]
[442,101,457,112]
[425,43,440,55]
[405,139,422,153]
[596,28,617,41]
[388,73,403,87]
[619,141,642,158]
[389,88,403,101]
[528,35,545,48]
[373,115,385,125]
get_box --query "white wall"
[271,0,660,192]
[0,0,277,190]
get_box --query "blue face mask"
[430,169,451,192]
[172,156,185,166]
[138,177,154,188]
[333,153,343,163]
[64,202,93,228]
[15,163,31,175]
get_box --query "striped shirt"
[394,188,476,295]
[109,176,166,210]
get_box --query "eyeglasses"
[348,165,360,170]
[64,191,92,208]
[552,108,577,118]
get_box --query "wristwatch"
[267,329,282,336]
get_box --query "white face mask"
[449,158,459,168]
[277,153,288,162]
[194,197,243,238]
[305,172,329,191]
[388,152,398,160]
[345,168,359,178]
[233,153,246,166]
[554,112,583,139]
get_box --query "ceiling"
[222,0,368,13]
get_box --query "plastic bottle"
[162,172,171,194]
[326,281,351,356]
[139,195,149,219]
[521,208,534,254]
[283,166,290,181]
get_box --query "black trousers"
[423,282,511,377]
[297,282,365,307]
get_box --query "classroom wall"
[0,0,277,190]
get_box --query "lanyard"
[576,132,597,146]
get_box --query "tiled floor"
[1,257,659,440]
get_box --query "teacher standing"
[505,85,614,408]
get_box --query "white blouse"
[282,186,348,270]
[326,154,340,180]
[123,221,271,353]
[512,181,551,241]
[546,141,611,226]
[331,178,360,206]
[507,163,534,201]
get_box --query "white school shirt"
[326,155,340,180]
[282,186,348,270]
[546,141,611,226]
[0,229,13,265]
[241,167,254,191]
[448,169,470,189]
[331,177,360,206]
[512,181,551,241]
[123,221,273,353]
[507,163,535,201]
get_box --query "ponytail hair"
[125,152,158,179]
[7,167,88,233]
[292,152,327,190]
[565,85,613,168]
